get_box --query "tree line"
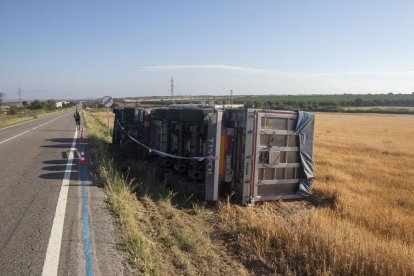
[234,93,414,112]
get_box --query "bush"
[29,100,43,110]
[8,105,19,115]
[354,98,364,106]
[44,100,56,111]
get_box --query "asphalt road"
[0,110,125,275]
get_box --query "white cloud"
[137,64,414,94]
[142,64,285,74]
[141,64,414,78]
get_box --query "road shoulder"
[87,170,132,276]
[58,131,131,276]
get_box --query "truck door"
[243,110,303,205]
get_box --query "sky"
[1,0,414,100]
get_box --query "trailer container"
[112,106,315,205]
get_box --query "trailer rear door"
[243,110,303,205]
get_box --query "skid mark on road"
[0,114,68,145]
[41,129,78,276]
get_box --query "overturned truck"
[112,105,315,205]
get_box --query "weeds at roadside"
[85,110,254,275]
[84,111,159,275]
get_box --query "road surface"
[0,110,125,275]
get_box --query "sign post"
[101,96,114,129]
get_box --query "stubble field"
[222,112,414,275]
[89,110,414,275]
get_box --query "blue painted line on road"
[80,144,94,276]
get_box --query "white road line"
[42,129,78,276]
[0,114,68,145]
[0,130,31,145]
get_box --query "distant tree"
[364,100,375,106]
[298,101,307,109]
[244,102,254,108]
[44,100,56,111]
[319,101,332,107]
[22,100,28,107]
[253,100,263,108]
[0,92,4,107]
[30,99,43,109]
[285,100,297,106]
[354,98,364,106]
[276,104,287,110]
[373,99,384,105]
[9,105,19,115]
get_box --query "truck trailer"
[112,105,315,205]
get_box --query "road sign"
[101,96,113,108]
[101,96,113,128]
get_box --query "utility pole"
[18,87,22,106]
[230,89,233,105]
[0,91,4,109]
[170,77,175,104]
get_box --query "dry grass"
[86,111,249,275]
[84,111,158,275]
[0,109,67,128]
[219,112,414,275]
[129,195,249,275]
[315,113,414,242]
[92,111,115,128]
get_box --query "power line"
[18,87,22,105]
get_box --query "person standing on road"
[74,109,81,130]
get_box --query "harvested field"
[219,112,414,275]
[87,110,414,275]
[93,111,115,128]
